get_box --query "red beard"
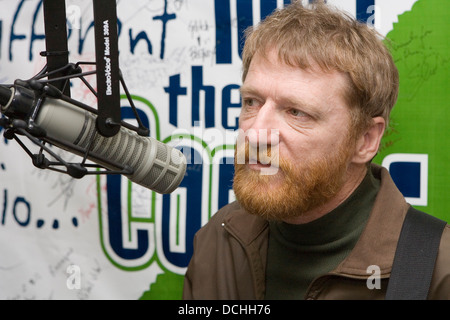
[232,140,354,221]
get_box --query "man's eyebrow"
[276,93,324,119]
[282,96,318,111]
[239,86,259,96]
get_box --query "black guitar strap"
[385,206,447,300]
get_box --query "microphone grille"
[139,142,186,193]
[76,114,185,193]
[157,143,167,162]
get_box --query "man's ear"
[352,117,385,164]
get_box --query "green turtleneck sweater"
[264,169,380,299]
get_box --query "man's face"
[233,48,358,222]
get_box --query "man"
[183,1,450,299]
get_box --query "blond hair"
[241,1,399,134]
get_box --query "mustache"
[234,141,281,175]
[235,142,279,164]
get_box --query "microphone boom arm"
[41,0,131,138]
[42,0,71,97]
[0,0,169,184]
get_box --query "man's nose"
[246,104,280,148]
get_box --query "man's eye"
[289,109,303,117]
[244,98,255,106]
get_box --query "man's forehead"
[243,50,351,108]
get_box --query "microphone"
[0,84,187,194]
